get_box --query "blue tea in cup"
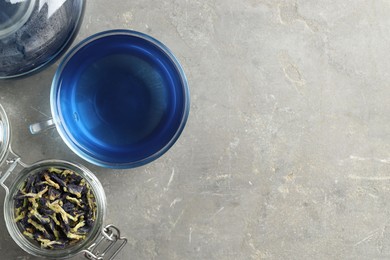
[31,30,190,168]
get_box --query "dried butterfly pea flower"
[24,175,36,193]
[77,226,91,234]
[18,186,49,200]
[51,241,67,249]
[58,214,71,233]
[65,195,83,208]
[71,220,85,233]
[28,198,39,211]
[49,173,67,188]
[48,167,62,174]
[38,206,54,216]
[19,214,30,230]
[69,174,83,184]
[66,232,85,240]
[45,218,58,238]
[15,197,27,216]
[66,184,83,198]
[27,219,46,233]
[48,187,61,201]
[61,169,73,176]
[15,210,26,222]
[14,167,97,249]
[47,200,78,224]
[62,201,75,213]
[43,173,60,190]
[37,237,63,249]
[30,209,50,225]
[49,213,61,226]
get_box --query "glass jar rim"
[0,103,11,166]
[0,0,36,39]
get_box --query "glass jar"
[0,0,85,79]
[0,104,127,259]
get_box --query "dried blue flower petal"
[38,206,54,216]
[24,175,36,193]
[69,174,83,184]
[58,214,70,233]
[49,173,66,188]
[77,225,91,234]
[47,200,78,223]
[48,187,61,201]
[86,218,94,228]
[19,215,30,230]
[67,184,83,198]
[30,209,50,225]
[50,240,67,249]
[31,184,38,193]
[14,190,26,206]
[63,202,75,213]
[45,218,57,238]
[28,219,46,233]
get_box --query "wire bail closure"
[83,224,127,260]
[0,145,27,196]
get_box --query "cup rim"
[51,29,190,169]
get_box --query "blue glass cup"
[30,30,190,169]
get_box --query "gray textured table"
[2,0,390,259]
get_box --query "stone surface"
[2,0,390,259]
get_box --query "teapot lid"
[0,0,85,79]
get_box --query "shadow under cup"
[51,30,190,168]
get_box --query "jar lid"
[0,0,85,79]
[0,103,10,166]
